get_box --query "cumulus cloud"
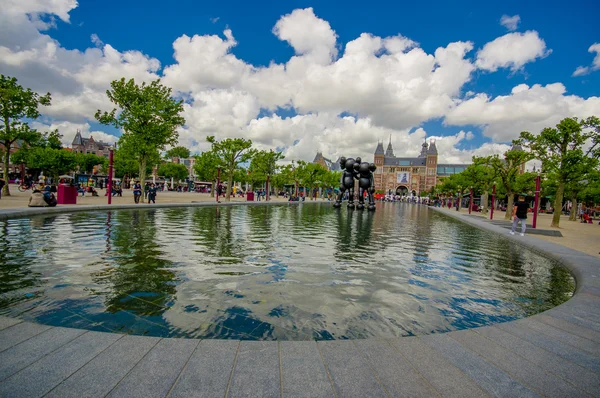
[500,15,520,31]
[572,43,600,77]
[445,83,600,141]
[1,2,598,167]
[475,31,550,72]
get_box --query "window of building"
[399,160,411,166]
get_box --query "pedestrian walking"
[510,195,529,236]
[133,181,142,204]
[148,183,157,204]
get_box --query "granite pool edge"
[0,204,598,397]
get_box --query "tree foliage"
[165,146,190,159]
[206,136,255,200]
[297,161,327,200]
[95,78,185,202]
[0,75,50,194]
[158,162,189,181]
[519,117,600,227]
[486,148,534,220]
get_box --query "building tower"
[385,135,395,157]
[425,139,438,191]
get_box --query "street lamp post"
[490,183,496,220]
[107,147,114,205]
[533,173,541,229]
[469,186,473,214]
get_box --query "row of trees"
[193,136,342,201]
[434,117,600,228]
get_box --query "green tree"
[45,129,63,150]
[75,152,108,174]
[462,157,499,214]
[487,148,534,220]
[519,117,600,227]
[206,136,255,201]
[297,161,327,200]
[158,162,189,182]
[165,146,190,160]
[21,147,77,181]
[193,150,221,197]
[0,75,50,195]
[95,78,185,202]
[249,149,284,200]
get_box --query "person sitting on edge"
[28,190,48,207]
[510,195,529,236]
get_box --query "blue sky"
[1,0,599,163]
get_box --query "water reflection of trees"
[0,220,42,309]
[92,210,177,316]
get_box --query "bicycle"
[18,184,34,192]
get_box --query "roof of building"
[313,152,341,171]
[427,140,438,155]
[374,142,385,155]
[72,130,109,151]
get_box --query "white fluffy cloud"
[446,83,600,141]
[1,3,597,167]
[475,31,550,72]
[572,43,600,77]
[500,15,520,31]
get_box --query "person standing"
[510,195,529,236]
[148,183,157,204]
[133,181,142,204]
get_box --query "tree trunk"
[266,175,270,201]
[139,156,147,203]
[504,193,514,221]
[552,182,564,228]
[481,191,489,215]
[211,180,215,197]
[569,192,578,222]
[2,141,11,196]
[226,173,233,201]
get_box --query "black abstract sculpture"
[333,156,377,211]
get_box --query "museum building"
[314,139,470,196]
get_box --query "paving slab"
[389,337,490,398]
[317,340,388,398]
[545,308,600,333]
[0,330,122,398]
[449,329,586,398]
[227,341,280,398]
[46,334,159,398]
[280,341,335,398]
[108,338,199,398]
[0,326,86,382]
[516,317,600,356]
[497,322,600,373]
[0,321,51,353]
[534,313,600,343]
[0,316,22,331]
[476,326,600,396]
[422,333,539,397]
[170,340,239,398]
[354,339,440,397]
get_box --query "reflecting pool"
[0,203,574,340]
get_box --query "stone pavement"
[0,204,599,397]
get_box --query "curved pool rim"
[0,201,597,340]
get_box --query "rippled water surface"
[0,203,574,340]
